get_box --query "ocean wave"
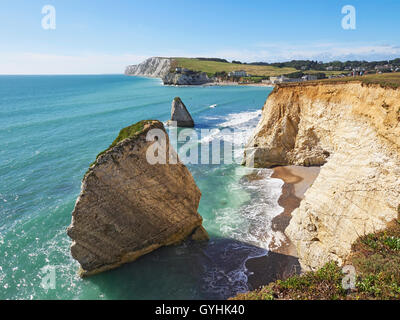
[218,110,261,128]
[198,109,261,161]
[215,169,284,250]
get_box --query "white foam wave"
[199,109,261,161]
[218,110,261,128]
[215,170,284,250]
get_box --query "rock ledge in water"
[67,120,208,277]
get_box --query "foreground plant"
[232,221,400,300]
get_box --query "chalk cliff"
[67,120,208,276]
[243,82,400,271]
[125,57,210,85]
[162,72,210,85]
[125,57,171,78]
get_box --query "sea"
[0,75,284,300]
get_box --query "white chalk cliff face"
[162,72,210,85]
[243,82,400,271]
[124,57,210,85]
[125,57,171,78]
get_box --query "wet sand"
[269,166,321,256]
[245,165,321,290]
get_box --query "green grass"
[89,120,156,168]
[173,58,297,77]
[232,221,400,300]
[277,72,400,89]
[232,262,346,300]
[172,58,345,78]
[319,72,400,89]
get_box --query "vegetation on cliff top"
[174,57,297,76]
[232,220,400,300]
[108,120,156,148]
[320,72,400,89]
[172,58,344,78]
[278,72,400,89]
[90,120,157,167]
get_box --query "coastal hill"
[125,57,400,85]
[170,57,298,77]
[125,57,344,85]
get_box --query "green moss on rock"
[109,120,155,149]
[89,120,156,169]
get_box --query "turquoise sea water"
[0,75,282,300]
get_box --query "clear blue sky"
[1,0,399,74]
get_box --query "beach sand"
[245,165,321,291]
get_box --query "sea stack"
[166,97,195,127]
[67,120,208,277]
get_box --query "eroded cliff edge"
[67,120,208,276]
[125,57,171,78]
[243,82,400,271]
[125,57,210,85]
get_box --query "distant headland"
[125,57,400,86]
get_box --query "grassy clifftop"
[171,58,400,87]
[173,58,295,76]
[232,219,400,300]
[279,72,400,89]
[323,72,400,89]
[89,120,158,168]
[172,58,343,78]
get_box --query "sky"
[1,0,400,74]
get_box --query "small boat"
[209,104,217,108]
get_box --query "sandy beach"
[245,165,320,290]
[269,166,321,256]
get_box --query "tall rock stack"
[67,120,208,276]
[166,97,195,127]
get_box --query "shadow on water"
[245,252,300,291]
[85,237,300,300]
